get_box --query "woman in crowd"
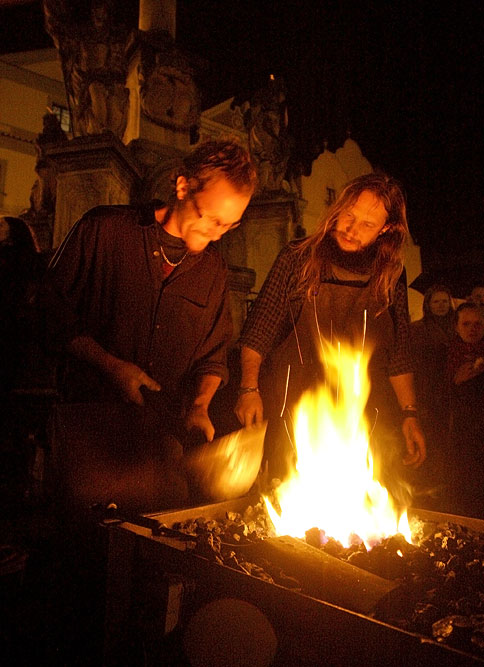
[446,302,484,516]
[409,285,454,504]
[410,284,455,423]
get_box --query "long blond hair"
[295,172,409,313]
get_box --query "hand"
[401,416,426,468]
[235,391,264,427]
[454,360,484,385]
[185,404,215,442]
[107,359,160,405]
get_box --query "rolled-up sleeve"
[190,279,232,386]
[239,245,302,359]
[388,277,414,376]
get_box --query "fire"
[264,341,412,549]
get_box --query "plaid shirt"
[239,242,413,377]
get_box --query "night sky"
[1,0,482,268]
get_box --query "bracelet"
[403,404,418,411]
[237,386,259,396]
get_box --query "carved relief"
[137,33,200,134]
[237,76,291,193]
[20,113,68,251]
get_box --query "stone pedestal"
[220,193,304,293]
[45,133,141,248]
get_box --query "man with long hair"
[236,172,426,483]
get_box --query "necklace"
[160,244,188,267]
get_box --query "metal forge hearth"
[104,497,484,666]
[101,341,482,665]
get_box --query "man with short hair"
[235,172,426,484]
[39,139,256,508]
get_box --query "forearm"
[185,374,222,441]
[235,346,265,426]
[240,346,263,388]
[389,373,417,410]
[390,372,426,468]
[68,335,160,405]
[190,374,222,410]
[67,335,122,376]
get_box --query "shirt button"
[156,324,160,329]
[153,250,160,257]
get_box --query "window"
[51,104,71,133]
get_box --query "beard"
[326,231,381,274]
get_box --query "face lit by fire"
[171,175,251,253]
[334,190,389,252]
[429,291,451,317]
[456,308,484,345]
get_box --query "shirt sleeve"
[239,244,302,358]
[388,275,414,376]
[190,275,233,386]
[36,209,103,353]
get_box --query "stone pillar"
[124,0,200,153]
[139,0,176,37]
[220,193,304,293]
[227,266,256,344]
[45,134,141,248]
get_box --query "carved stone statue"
[137,32,200,136]
[43,0,132,139]
[20,113,68,251]
[239,76,291,193]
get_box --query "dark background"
[0,0,482,268]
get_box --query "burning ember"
[264,340,412,549]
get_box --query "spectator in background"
[0,217,40,410]
[447,302,484,516]
[468,283,484,315]
[0,216,45,502]
[409,285,455,506]
[410,285,454,424]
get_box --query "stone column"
[45,134,141,248]
[139,0,176,37]
[227,266,256,344]
[124,0,199,154]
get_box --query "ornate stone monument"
[42,0,200,247]
[226,76,306,291]
[44,133,141,248]
[43,0,132,140]
[20,112,68,252]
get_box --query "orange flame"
[264,341,412,549]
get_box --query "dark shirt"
[240,242,413,377]
[410,316,453,425]
[39,204,232,410]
